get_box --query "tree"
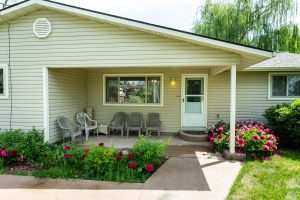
[193,0,300,53]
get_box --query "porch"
[45,65,238,152]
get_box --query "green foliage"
[264,99,300,146]
[193,0,300,53]
[84,146,116,179]
[32,167,79,179]
[132,136,168,167]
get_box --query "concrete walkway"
[0,150,241,200]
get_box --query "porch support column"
[230,64,236,153]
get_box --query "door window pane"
[120,77,145,104]
[147,77,160,103]
[106,77,118,103]
[185,96,203,113]
[0,68,3,94]
[186,78,203,95]
[288,76,300,96]
[272,76,287,96]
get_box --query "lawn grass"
[227,149,300,200]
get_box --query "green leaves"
[193,0,299,53]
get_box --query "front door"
[181,75,207,128]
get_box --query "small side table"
[98,124,108,136]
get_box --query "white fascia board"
[2,0,273,58]
[242,67,300,71]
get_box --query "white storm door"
[182,75,206,127]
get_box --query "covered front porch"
[44,65,238,153]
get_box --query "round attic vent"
[33,18,51,38]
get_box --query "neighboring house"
[0,0,299,144]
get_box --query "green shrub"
[264,99,300,146]
[84,146,117,179]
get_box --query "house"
[0,0,299,152]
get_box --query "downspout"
[0,12,13,129]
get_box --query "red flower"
[17,155,24,162]
[64,153,72,160]
[145,163,154,172]
[235,129,239,133]
[272,145,278,151]
[262,145,270,151]
[0,149,8,157]
[63,145,70,151]
[207,135,211,139]
[118,151,123,156]
[264,128,271,133]
[128,153,134,161]
[98,142,104,146]
[252,135,259,141]
[10,149,18,156]
[218,126,224,133]
[210,138,215,142]
[266,140,273,146]
[238,138,244,144]
[235,136,239,141]
[116,154,122,161]
[218,134,223,139]
[275,137,280,142]
[260,135,266,140]
[129,162,137,169]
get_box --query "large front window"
[269,73,300,99]
[104,74,163,105]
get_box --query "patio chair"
[145,113,161,137]
[76,112,98,141]
[108,112,127,137]
[57,116,84,143]
[126,112,143,138]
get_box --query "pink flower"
[275,137,280,142]
[235,129,239,133]
[116,154,122,161]
[64,154,71,160]
[266,140,273,146]
[252,135,259,141]
[273,152,281,157]
[262,145,270,151]
[10,149,18,156]
[128,153,134,161]
[235,136,239,141]
[218,134,223,139]
[145,163,154,172]
[63,145,70,151]
[260,135,266,140]
[240,132,245,137]
[0,149,8,157]
[129,162,137,169]
[272,145,278,151]
[238,138,244,144]
[210,138,215,142]
[218,126,224,133]
[17,155,24,162]
[213,133,217,137]
[268,134,274,140]
[264,128,271,133]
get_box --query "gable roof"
[0,0,273,60]
[244,52,300,71]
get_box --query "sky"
[13,0,300,32]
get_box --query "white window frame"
[103,74,164,106]
[268,72,300,100]
[0,64,9,99]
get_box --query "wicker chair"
[145,113,161,137]
[57,116,83,143]
[76,112,98,141]
[108,112,127,137]
[126,112,143,138]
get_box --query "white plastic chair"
[76,112,98,141]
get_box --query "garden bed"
[0,130,169,183]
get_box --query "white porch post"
[230,64,236,153]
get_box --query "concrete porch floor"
[78,134,210,149]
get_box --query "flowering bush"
[208,120,279,158]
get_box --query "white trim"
[268,72,300,100]
[230,65,236,153]
[42,67,50,142]
[33,18,52,38]
[0,64,9,99]
[181,74,208,129]
[243,67,300,71]
[103,73,164,107]
[0,0,273,58]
